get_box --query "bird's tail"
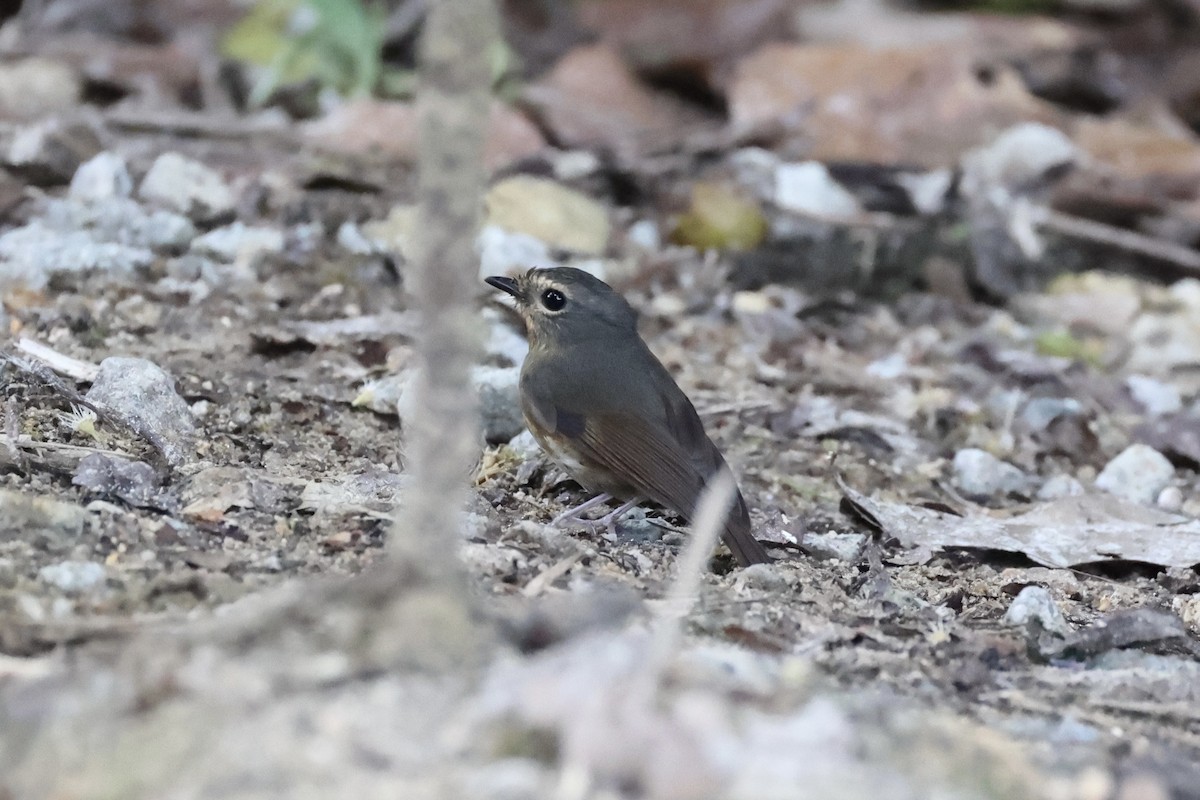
[721,490,772,567]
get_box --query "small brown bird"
[485,267,770,567]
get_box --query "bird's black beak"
[485,275,522,300]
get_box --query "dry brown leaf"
[728,42,1063,165]
[524,43,713,159]
[303,98,545,171]
[842,480,1200,568]
[578,0,791,73]
[1073,115,1200,179]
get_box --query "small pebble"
[1094,444,1174,505]
[38,560,107,594]
[139,151,236,221]
[1037,474,1085,500]
[69,151,133,201]
[952,448,1031,497]
[1156,486,1184,512]
[85,356,196,467]
[774,161,860,217]
[1126,375,1182,417]
[803,531,867,562]
[1003,585,1072,636]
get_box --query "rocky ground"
[3,2,1200,798]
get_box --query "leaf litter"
[5,1,1200,797]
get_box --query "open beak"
[485,275,522,300]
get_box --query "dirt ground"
[3,2,1200,798]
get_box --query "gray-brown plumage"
[485,267,770,567]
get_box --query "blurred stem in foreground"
[387,0,495,580]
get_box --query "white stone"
[477,224,550,280]
[1095,444,1174,505]
[774,161,860,217]
[1004,585,1072,636]
[191,222,284,264]
[69,152,133,201]
[38,560,106,594]
[139,152,236,221]
[952,448,1030,497]
[1126,374,1182,417]
[1037,474,1085,500]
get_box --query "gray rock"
[1004,585,1072,636]
[191,222,284,264]
[483,308,529,367]
[1019,397,1082,432]
[85,357,196,467]
[509,430,544,484]
[69,152,133,201]
[734,563,795,591]
[729,147,779,199]
[139,152,236,221]
[961,122,1079,193]
[1157,485,1184,512]
[73,455,168,510]
[774,161,860,217]
[0,489,88,551]
[475,365,525,444]
[1036,474,1085,500]
[895,168,954,215]
[354,373,408,416]
[335,221,380,256]
[625,219,660,252]
[1126,374,1182,417]
[865,353,906,380]
[1094,444,1174,505]
[804,531,867,562]
[0,222,153,290]
[508,430,541,461]
[952,448,1031,497]
[549,149,602,181]
[45,196,196,251]
[4,118,100,185]
[38,560,107,594]
[299,469,406,515]
[164,254,222,284]
[384,366,524,445]
[477,224,551,281]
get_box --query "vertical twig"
[389,0,497,576]
[645,471,737,675]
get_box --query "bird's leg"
[550,494,645,534]
[592,496,644,535]
[550,493,613,527]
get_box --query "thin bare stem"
[389,0,497,577]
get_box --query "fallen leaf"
[1045,608,1193,660]
[304,98,545,171]
[671,181,767,251]
[728,42,1062,165]
[841,478,1200,568]
[579,0,791,74]
[524,43,713,159]
[486,175,610,254]
[1074,115,1200,179]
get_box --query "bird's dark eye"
[540,288,566,311]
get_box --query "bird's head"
[485,267,638,348]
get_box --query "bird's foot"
[549,493,613,527]
[550,494,644,535]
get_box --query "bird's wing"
[522,366,706,513]
[570,408,707,517]
[521,352,770,565]
[566,408,768,566]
